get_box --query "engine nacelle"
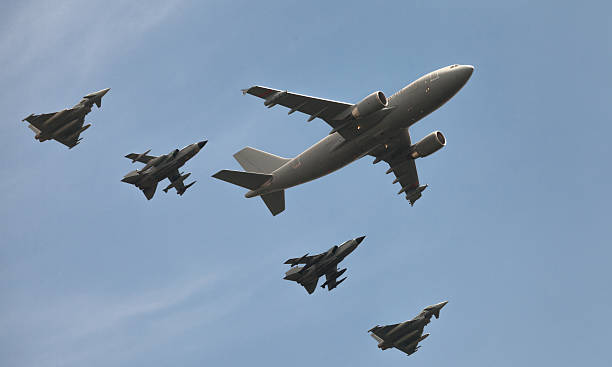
[410,131,446,158]
[351,91,388,119]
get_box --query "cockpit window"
[450,64,459,69]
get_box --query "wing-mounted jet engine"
[409,131,446,158]
[351,91,388,119]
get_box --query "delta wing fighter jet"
[283,236,365,294]
[22,88,110,148]
[213,65,473,215]
[369,301,448,357]
[122,141,207,200]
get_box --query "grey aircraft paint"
[283,236,365,294]
[21,88,110,148]
[122,140,207,200]
[213,65,473,215]
[369,301,448,356]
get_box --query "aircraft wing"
[284,253,322,266]
[125,153,157,164]
[242,86,354,131]
[386,157,422,205]
[23,112,58,130]
[323,266,339,290]
[396,341,420,356]
[166,169,186,194]
[395,327,425,356]
[369,323,399,341]
[370,129,426,205]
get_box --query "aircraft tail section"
[233,147,290,174]
[261,190,285,216]
[212,170,272,190]
[142,183,157,200]
[301,278,318,294]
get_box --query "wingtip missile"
[336,277,347,286]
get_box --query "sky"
[0,0,610,366]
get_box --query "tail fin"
[212,170,271,190]
[142,183,157,200]
[261,190,285,216]
[233,147,290,174]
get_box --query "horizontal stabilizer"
[233,147,290,174]
[212,170,271,190]
[261,190,285,216]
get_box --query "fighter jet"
[121,141,207,200]
[283,236,365,294]
[213,65,473,215]
[21,88,110,148]
[369,301,448,357]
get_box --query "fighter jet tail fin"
[261,190,285,216]
[142,183,157,200]
[212,170,272,190]
[233,147,290,174]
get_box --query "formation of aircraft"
[213,64,473,215]
[369,301,448,356]
[121,141,207,200]
[22,88,110,148]
[283,236,365,294]
[19,64,473,359]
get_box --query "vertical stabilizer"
[261,190,285,216]
[233,147,290,173]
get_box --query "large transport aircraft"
[213,65,474,215]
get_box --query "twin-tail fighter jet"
[369,301,448,356]
[283,236,365,294]
[122,141,207,200]
[22,88,110,148]
[213,65,473,215]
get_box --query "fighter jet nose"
[439,301,449,308]
[355,236,366,244]
[197,140,208,149]
[99,88,110,96]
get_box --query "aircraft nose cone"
[458,65,474,82]
[355,236,366,245]
[438,300,449,308]
[197,140,208,149]
[99,88,110,96]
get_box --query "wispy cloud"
[1,271,254,367]
[0,0,186,83]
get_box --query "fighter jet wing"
[323,266,340,290]
[284,253,322,266]
[242,86,354,134]
[54,133,80,148]
[369,324,399,340]
[397,341,420,356]
[395,327,425,356]
[166,169,186,194]
[125,153,157,163]
[23,112,58,130]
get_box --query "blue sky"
[1,1,610,366]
